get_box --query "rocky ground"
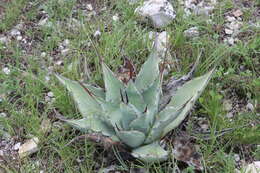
[0,0,259,172]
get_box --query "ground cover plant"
[0,0,259,172]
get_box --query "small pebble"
[246,103,254,111]
[112,14,119,21]
[226,112,234,118]
[0,36,8,44]
[227,37,235,45]
[63,39,70,47]
[61,48,70,55]
[226,16,236,22]
[234,154,240,162]
[47,92,54,98]
[13,142,21,150]
[55,60,63,66]
[232,9,243,17]
[10,29,21,36]
[2,67,11,75]
[16,35,23,41]
[86,4,93,11]
[0,112,7,118]
[38,17,48,26]
[41,52,47,57]
[94,30,101,38]
[45,76,50,82]
[225,28,233,35]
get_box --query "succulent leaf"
[116,130,146,148]
[125,80,146,112]
[134,51,161,92]
[162,69,214,136]
[102,63,124,103]
[56,75,101,117]
[65,117,117,139]
[131,142,168,162]
[142,77,161,115]
[119,103,138,130]
[129,114,150,134]
[82,84,105,99]
[99,101,123,128]
[145,106,184,144]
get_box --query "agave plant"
[56,51,214,162]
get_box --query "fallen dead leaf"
[172,137,203,170]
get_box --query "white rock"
[241,161,260,173]
[246,102,254,111]
[0,150,3,156]
[16,35,23,41]
[226,16,236,22]
[10,29,21,36]
[45,76,50,82]
[86,4,93,11]
[94,30,101,38]
[2,67,10,75]
[227,37,235,45]
[47,92,54,98]
[61,48,70,55]
[62,39,70,47]
[234,154,240,162]
[0,112,7,118]
[18,137,39,158]
[135,0,176,28]
[225,28,233,35]
[41,52,47,57]
[184,27,199,38]
[13,142,21,150]
[0,36,8,44]
[38,17,48,26]
[55,60,63,66]
[112,14,119,21]
[229,21,242,30]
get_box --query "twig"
[65,133,124,150]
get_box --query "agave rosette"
[56,51,214,162]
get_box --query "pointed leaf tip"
[131,142,168,162]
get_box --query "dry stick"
[64,133,122,149]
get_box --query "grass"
[0,0,259,172]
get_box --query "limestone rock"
[135,0,176,28]
[184,27,199,38]
[18,137,39,158]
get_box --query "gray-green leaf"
[102,63,124,103]
[135,51,161,92]
[56,75,101,117]
[116,130,146,148]
[162,69,214,135]
[131,142,168,162]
